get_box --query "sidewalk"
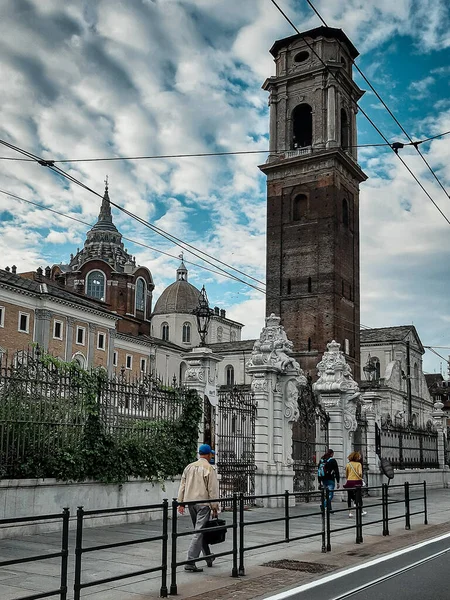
[0,487,448,600]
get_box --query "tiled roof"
[360,325,424,353]
[207,340,256,353]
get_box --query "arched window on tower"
[292,103,312,149]
[161,322,169,341]
[135,278,146,313]
[293,194,307,221]
[226,365,234,387]
[182,322,191,344]
[342,198,349,228]
[86,270,105,301]
[341,108,350,150]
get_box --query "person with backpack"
[318,449,340,513]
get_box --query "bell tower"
[260,27,367,377]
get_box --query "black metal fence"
[380,424,439,469]
[0,509,69,600]
[74,502,169,599]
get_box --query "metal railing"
[170,496,238,595]
[380,426,439,469]
[73,501,169,599]
[0,509,69,600]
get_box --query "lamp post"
[193,286,212,347]
[363,354,377,382]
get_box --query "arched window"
[292,103,312,149]
[86,270,105,301]
[217,326,223,342]
[341,108,350,149]
[161,322,169,341]
[293,194,307,221]
[179,361,187,385]
[308,276,312,293]
[287,278,292,295]
[342,198,349,228]
[72,352,86,369]
[135,278,146,312]
[226,365,234,387]
[182,322,191,344]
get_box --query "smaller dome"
[153,279,201,315]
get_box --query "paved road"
[267,532,450,600]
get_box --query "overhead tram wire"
[304,0,450,203]
[0,138,266,292]
[0,188,263,287]
[269,0,450,227]
[0,185,374,332]
[1,132,450,163]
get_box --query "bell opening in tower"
[292,103,312,149]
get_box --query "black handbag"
[203,518,227,545]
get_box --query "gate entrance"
[216,385,256,497]
[292,380,329,497]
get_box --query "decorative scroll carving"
[248,313,301,374]
[313,340,359,394]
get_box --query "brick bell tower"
[260,27,367,378]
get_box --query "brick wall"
[0,300,35,356]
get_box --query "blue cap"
[199,444,215,455]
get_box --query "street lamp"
[363,354,377,381]
[193,285,211,346]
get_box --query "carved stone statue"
[313,340,359,394]
[248,313,301,374]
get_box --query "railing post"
[320,487,326,553]
[284,490,290,543]
[60,508,69,600]
[404,482,411,530]
[160,499,169,598]
[325,487,331,551]
[355,488,363,544]
[399,432,404,470]
[383,484,390,536]
[238,492,245,576]
[423,481,428,525]
[170,499,178,595]
[73,506,84,600]
[232,494,238,578]
[419,434,424,468]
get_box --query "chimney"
[36,267,43,282]
[5,266,10,272]
[45,266,51,278]
[11,265,17,274]
[220,309,226,318]
[214,306,220,315]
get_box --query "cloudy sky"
[0,0,449,374]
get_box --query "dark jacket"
[322,457,340,483]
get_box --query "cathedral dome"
[153,260,201,315]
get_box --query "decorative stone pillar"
[432,400,447,469]
[34,309,52,351]
[183,347,223,447]
[313,341,360,475]
[326,83,337,148]
[107,329,116,376]
[361,391,383,476]
[247,314,307,506]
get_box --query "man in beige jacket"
[177,444,219,572]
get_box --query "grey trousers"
[187,505,212,563]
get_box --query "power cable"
[305,0,450,203]
[269,0,450,227]
[0,138,266,291]
[0,188,262,287]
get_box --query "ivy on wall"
[0,351,202,483]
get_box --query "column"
[432,401,447,469]
[361,391,382,477]
[268,91,278,156]
[107,329,116,376]
[87,323,97,367]
[65,317,74,361]
[34,309,52,351]
[326,84,337,148]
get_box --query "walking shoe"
[348,512,354,518]
[184,565,203,572]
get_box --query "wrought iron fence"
[0,348,192,478]
[380,421,439,469]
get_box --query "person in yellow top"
[344,451,367,518]
[177,444,219,572]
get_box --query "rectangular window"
[140,358,147,372]
[53,320,63,340]
[76,326,85,345]
[126,354,132,370]
[97,332,106,350]
[18,312,29,333]
[113,351,118,367]
[0,306,4,327]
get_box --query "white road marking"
[264,531,450,600]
